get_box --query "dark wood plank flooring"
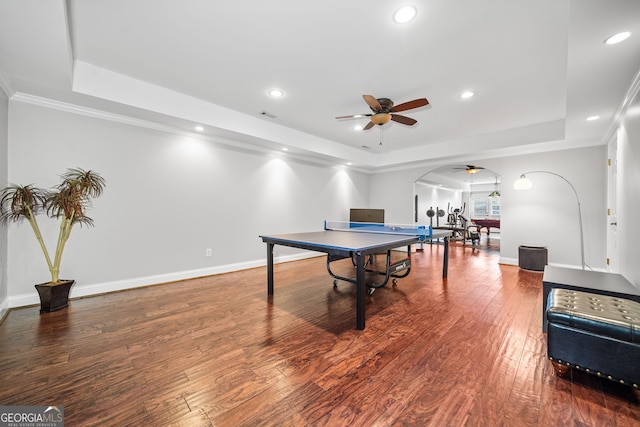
[1,241,638,426]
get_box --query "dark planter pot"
[518,245,548,272]
[34,280,75,313]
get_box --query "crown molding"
[11,92,186,134]
[604,67,640,143]
[9,92,374,174]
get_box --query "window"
[473,198,488,216]
[471,194,500,218]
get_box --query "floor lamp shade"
[513,175,533,190]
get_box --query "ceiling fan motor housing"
[373,98,394,112]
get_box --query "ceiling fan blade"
[363,95,382,111]
[335,114,372,120]
[390,98,429,113]
[390,114,417,126]
[363,121,375,131]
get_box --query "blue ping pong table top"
[324,221,433,238]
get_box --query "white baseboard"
[499,257,518,265]
[498,257,605,272]
[7,251,322,309]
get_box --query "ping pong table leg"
[355,251,365,330]
[443,236,449,278]
[267,243,275,295]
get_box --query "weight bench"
[546,288,640,389]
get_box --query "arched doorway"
[414,164,501,252]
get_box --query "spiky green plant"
[0,168,105,284]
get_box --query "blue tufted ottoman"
[546,288,640,389]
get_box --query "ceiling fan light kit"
[371,113,391,125]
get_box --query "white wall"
[2,98,619,308]
[500,147,606,269]
[6,100,370,307]
[370,168,421,225]
[617,89,640,286]
[371,146,607,270]
[414,182,463,227]
[0,89,8,317]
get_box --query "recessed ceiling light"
[282,147,289,151]
[587,115,600,121]
[347,162,353,166]
[195,126,204,131]
[393,6,417,24]
[460,91,474,99]
[604,31,631,45]
[354,124,363,131]
[268,89,284,97]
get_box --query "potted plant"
[0,168,105,312]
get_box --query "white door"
[606,134,619,272]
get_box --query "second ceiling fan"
[336,95,429,130]
[453,165,486,174]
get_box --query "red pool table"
[472,218,500,234]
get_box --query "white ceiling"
[1,0,639,175]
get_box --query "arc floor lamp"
[513,171,585,270]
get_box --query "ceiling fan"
[336,95,429,131]
[453,165,485,174]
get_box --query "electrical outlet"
[205,248,212,257]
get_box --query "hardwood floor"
[1,242,638,426]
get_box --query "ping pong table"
[260,221,452,330]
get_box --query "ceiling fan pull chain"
[379,126,383,145]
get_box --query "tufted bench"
[546,288,640,389]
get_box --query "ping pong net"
[324,220,433,239]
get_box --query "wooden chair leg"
[551,361,569,377]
